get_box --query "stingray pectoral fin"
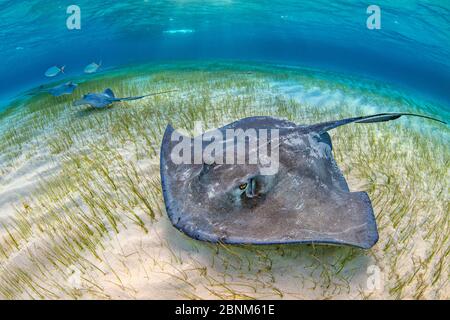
[160,124,176,162]
[311,113,446,133]
[216,191,379,249]
[164,189,379,249]
[160,125,177,221]
[160,124,196,227]
[290,190,379,249]
[320,191,379,249]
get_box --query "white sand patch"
[0,147,59,217]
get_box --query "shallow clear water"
[0,2,449,300]
[0,0,449,109]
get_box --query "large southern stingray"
[160,113,445,249]
[73,88,177,108]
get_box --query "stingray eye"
[239,183,248,190]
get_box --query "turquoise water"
[0,0,449,110]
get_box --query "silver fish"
[45,65,65,77]
[84,61,102,74]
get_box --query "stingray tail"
[310,113,446,133]
[116,89,178,102]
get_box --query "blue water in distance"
[0,0,449,108]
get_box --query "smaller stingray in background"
[47,81,78,97]
[45,65,65,77]
[73,88,178,109]
[160,113,446,249]
[23,81,81,97]
[84,61,102,74]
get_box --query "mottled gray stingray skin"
[48,81,77,97]
[73,88,177,108]
[160,113,445,249]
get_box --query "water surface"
[0,0,449,108]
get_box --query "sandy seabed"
[0,62,448,299]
